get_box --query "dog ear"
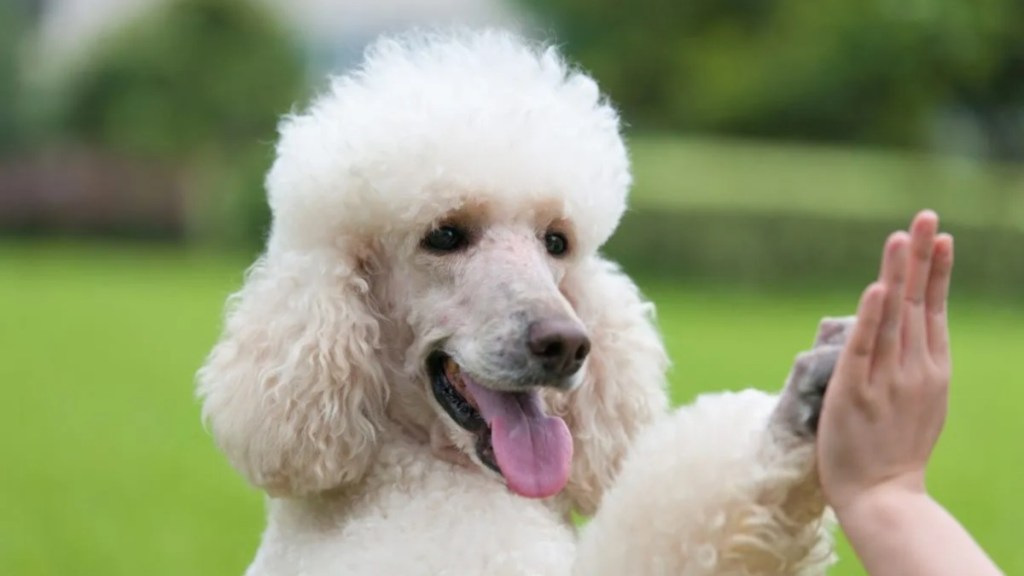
[196,248,388,497]
[549,255,671,515]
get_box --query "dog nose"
[527,319,591,377]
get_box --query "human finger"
[925,233,954,362]
[874,232,909,371]
[834,282,887,390]
[902,211,938,358]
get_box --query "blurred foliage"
[11,0,1021,251]
[0,1,27,153]
[526,0,1024,158]
[54,0,307,247]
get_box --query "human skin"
[816,210,1004,576]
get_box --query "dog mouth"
[427,353,495,470]
[428,352,573,499]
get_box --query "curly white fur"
[264,29,629,256]
[197,28,836,576]
[576,390,835,576]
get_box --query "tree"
[523,0,1023,156]
[57,0,307,246]
[0,1,28,153]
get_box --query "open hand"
[816,210,954,515]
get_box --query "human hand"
[816,210,954,518]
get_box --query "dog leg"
[574,317,853,576]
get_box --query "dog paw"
[782,346,840,437]
[812,315,856,349]
[773,316,854,439]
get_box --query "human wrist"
[834,483,933,539]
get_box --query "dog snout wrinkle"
[527,318,590,378]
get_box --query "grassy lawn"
[629,135,1024,230]
[2,242,1021,575]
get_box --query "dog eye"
[544,232,569,257]
[423,226,467,253]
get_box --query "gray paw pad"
[787,347,840,436]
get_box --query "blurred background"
[1,0,1021,574]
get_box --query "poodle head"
[266,29,629,257]
[198,29,661,501]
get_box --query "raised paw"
[781,346,841,437]
[772,316,854,439]
[812,315,856,349]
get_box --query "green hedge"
[605,207,1024,301]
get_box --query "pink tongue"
[462,376,572,499]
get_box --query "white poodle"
[197,29,842,575]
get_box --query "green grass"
[2,242,1022,575]
[629,135,1024,230]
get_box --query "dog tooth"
[446,358,460,376]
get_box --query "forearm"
[838,489,1003,576]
